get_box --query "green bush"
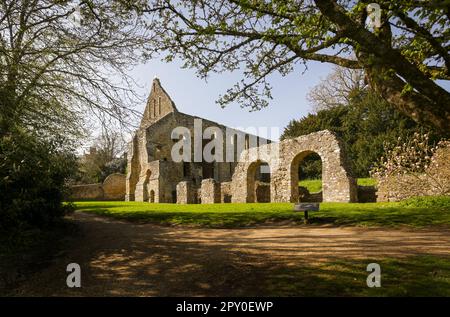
[281,91,445,178]
[0,130,77,231]
[400,196,450,209]
[298,153,322,179]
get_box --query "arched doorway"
[247,160,271,203]
[290,151,323,202]
[171,190,177,203]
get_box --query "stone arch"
[290,150,322,202]
[280,131,357,203]
[231,130,356,203]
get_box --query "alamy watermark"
[66,263,81,288]
[367,3,382,29]
[170,119,281,169]
[366,263,381,288]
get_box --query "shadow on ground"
[6,212,450,296]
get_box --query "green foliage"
[282,91,444,177]
[357,178,377,187]
[299,178,376,193]
[138,0,450,130]
[75,152,126,184]
[299,152,322,179]
[0,130,77,231]
[1,1,143,235]
[299,179,322,193]
[400,196,450,209]
[74,129,127,184]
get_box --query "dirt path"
[9,212,450,296]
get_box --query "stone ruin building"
[126,78,358,204]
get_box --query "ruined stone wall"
[220,181,232,203]
[176,181,198,204]
[125,134,140,201]
[69,184,104,201]
[103,174,126,200]
[171,111,269,183]
[69,173,126,201]
[231,130,357,203]
[127,99,269,202]
[201,178,221,204]
[159,161,184,203]
[126,78,356,204]
[139,160,161,202]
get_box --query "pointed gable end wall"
[140,78,178,128]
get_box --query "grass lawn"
[298,179,323,193]
[265,255,450,296]
[299,178,377,193]
[73,196,450,228]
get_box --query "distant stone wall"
[102,174,126,200]
[70,183,104,201]
[376,174,436,202]
[376,143,450,202]
[69,173,126,201]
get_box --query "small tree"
[0,0,149,135]
[307,66,366,112]
[76,128,127,183]
[371,132,450,201]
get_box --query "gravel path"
[10,212,450,296]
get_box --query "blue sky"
[129,59,336,141]
[90,57,449,153]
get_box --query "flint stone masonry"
[201,179,221,204]
[126,78,268,203]
[126,78,357,204]
[220,181,232,203]
[176,181,197,204]
[230,130,357,203]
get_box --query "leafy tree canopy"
[135,0,450,131]
[0,0,150,135]
[282,89,444,177]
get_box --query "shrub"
[400,196,450,209]
[0,130,77,231]
[371,133,450,201]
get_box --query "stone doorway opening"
[291,151,323,203]
[247,160,271,203]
